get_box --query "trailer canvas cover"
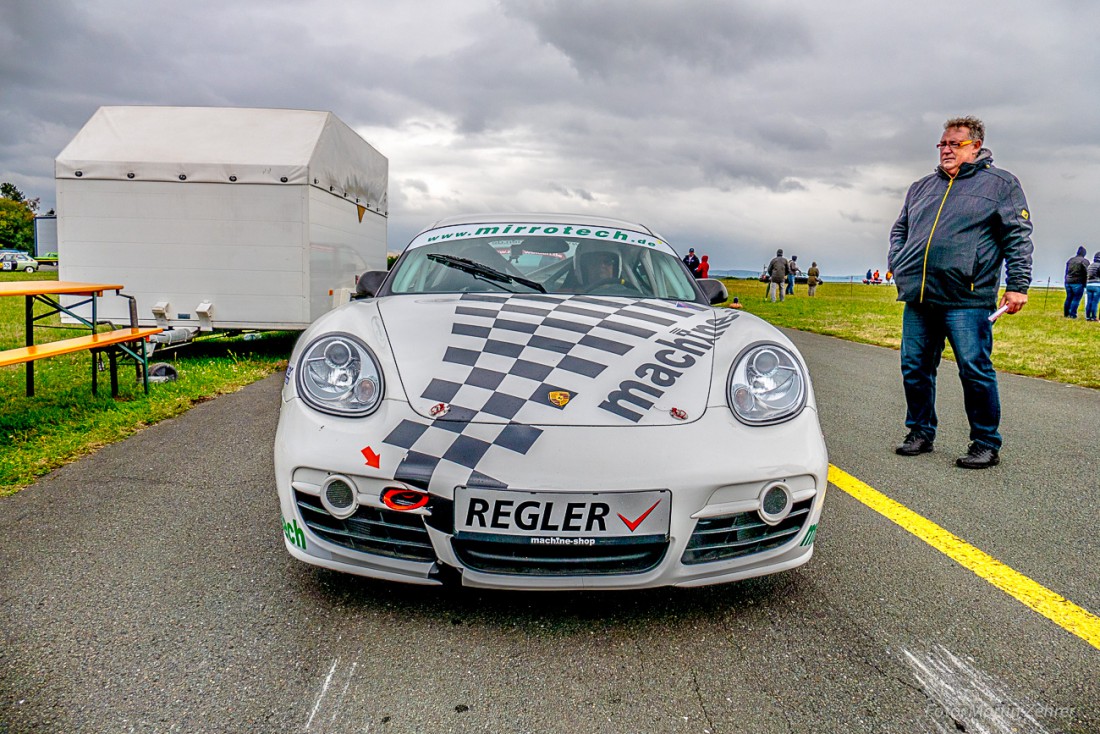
[56,106,388,330]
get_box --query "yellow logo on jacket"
[1021,209,1029,220]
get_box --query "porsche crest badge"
[548,390,572,407]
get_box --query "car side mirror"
[698,278,728,305]
[354,270,388,299]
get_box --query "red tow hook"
[381,487,429,511]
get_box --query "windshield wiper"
[426,253,546,293]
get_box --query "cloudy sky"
[3,0,1099,281]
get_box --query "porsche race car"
[274,213,828,589]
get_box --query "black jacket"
[1087,260,1100,285]
[889,149,1034,307]
[767,256,788,283]
[1065,255,1089,285]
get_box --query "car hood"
[377,294,729,427]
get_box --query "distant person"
[697,254,710,279]
[1064,245,1089,318]
[683,248,700,277]
[767,248,788,302]
[873,269,881,283]
[888,115,1033,469]
[806,261,821,296]
[786,255,800,294]
[1085,252,1100,321]
[728,296,743,309]
[865,268,873,284]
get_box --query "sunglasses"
[936,140,975,150]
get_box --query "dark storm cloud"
[547,183,595,201]
[501,0,812,79]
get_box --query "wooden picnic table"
[0,280,161,397]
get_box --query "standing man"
[682,248,700,277]
[766,248,788,302]
[888,115,1033,469]
[1063,246,1089,318]
[786,255,800,294]
[806,261,820,296]
[697,254,710,279]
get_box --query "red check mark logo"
[618,500,662,533]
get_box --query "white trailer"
[55,106,388,334]
[33,215,57,257]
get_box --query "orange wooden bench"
[0,328,162,367]
[0,327,162,397]
[0,281,163,397]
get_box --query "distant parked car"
[0,252,39,272]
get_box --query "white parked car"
[274,214,828,589]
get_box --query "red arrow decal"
[618,500,662,533]
[361,446,380,468]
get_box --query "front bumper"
[274,398,828,590]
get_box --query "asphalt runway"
[1,329,1097,733]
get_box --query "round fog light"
[321,475,358,519]
[758,482,793,525]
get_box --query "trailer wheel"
[147,362,179,383]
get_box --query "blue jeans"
[1085,283,1100,320]
[785,273,795,294]
[1064,283,1085,317]
[900,303,1001,450]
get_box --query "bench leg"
[109,348,119,398]
[91,350,98,396]
[25,295,35,397]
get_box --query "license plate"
[454,487,671,540]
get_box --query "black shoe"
[896,432,934,456]
[956,443,1000,469]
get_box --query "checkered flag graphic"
[383,294,708,492]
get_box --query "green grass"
[0,270,295,495]
[720,278,1100,388]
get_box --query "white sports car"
[274,214,828,589]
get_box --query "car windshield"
[388,235,698,300]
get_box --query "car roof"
[418,212,664,239]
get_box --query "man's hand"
[1001,291,1028,314]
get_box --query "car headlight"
[727,343,807,425]
[296,332,384,416]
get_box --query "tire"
[24,266,35,273]
[147,362,179,383]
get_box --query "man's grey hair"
[944,115,985,142]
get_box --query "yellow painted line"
[828,464,1100,650]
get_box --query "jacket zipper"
[919,175,955,303]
